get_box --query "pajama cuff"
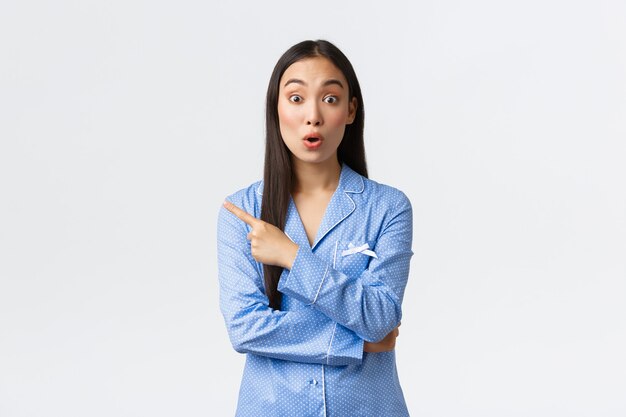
[279,245,329,305]
[327,323,364,365]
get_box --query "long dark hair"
[261,39,368,310]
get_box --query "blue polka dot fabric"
[217,163,413,416]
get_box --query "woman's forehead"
[279,56,347,88]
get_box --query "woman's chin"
[290,152,338,166]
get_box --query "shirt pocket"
[332,240,377,277]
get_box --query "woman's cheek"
[277,112,295,142]
[326,107,350,127]
[278,105,300,130]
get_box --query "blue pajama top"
[217,163,413,416]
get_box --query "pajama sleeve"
[278,191,413,343]
[217,204,364,365]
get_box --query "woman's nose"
[306,103,323,126]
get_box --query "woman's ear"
[346,97,358,125]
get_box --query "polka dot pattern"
[217,163,413,416]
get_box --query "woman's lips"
[303,133,324,150]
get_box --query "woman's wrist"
[283,241,299,270]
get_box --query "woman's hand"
[363,323,400,353]
[223,201,299,269]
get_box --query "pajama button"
[310,379,318,385]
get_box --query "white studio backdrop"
[1,0,625,416]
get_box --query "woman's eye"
[323,96,338,104]
[289,95,303,103]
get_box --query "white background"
[1,0,625,416]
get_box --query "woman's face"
[277,56,357,166]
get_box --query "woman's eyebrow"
[283,78,344,89]
[323,79,344,88]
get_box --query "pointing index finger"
[223,201,260,226]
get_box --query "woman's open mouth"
[303,134,324,150]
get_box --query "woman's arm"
[278,193,413,343]
[217,204,364,365]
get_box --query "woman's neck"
[291,158,342,195]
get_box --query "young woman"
[217,40,413,416]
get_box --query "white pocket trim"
[341,242,378,259]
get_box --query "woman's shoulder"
[341,163,411,208]
[223,180,263,216]
[360,175,412,211]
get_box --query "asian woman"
[217,39,413,416]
